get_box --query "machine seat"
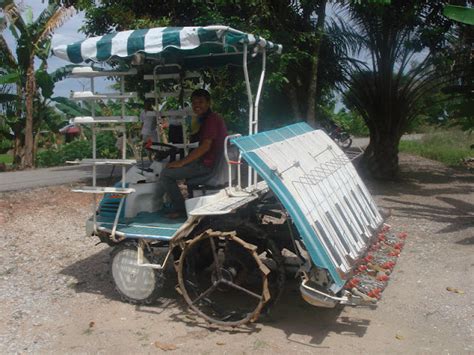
[187,146,237,197]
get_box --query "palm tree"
[0,2,74,168]
[334,0,461,179]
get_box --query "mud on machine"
[53,26,407,327]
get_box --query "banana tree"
[443,5,474,25]
[0,27,25,164]
[0,2,74,168]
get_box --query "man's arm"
[167,139,212,168]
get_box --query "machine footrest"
[72,186,135,194]
[67,158,136,166]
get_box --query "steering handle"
[145,142,179,152]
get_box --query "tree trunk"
[363,129,400,180]
[305,0,327,127]
[306,53,319,127]
[23,56,35,169]
[33,131,40,163]
[288,85,301,118]
[13,136,23,166]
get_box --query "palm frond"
[0,33,17,69]
[49,65,78,83]
[0,71,20,84]
[51,96,91,117]
[33,4,75,45]
[0,92,17,103]
[2,1,28,35]
[0,0,19,30]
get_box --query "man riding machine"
[53,25,404,327]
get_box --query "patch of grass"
[253,339,268,350]
[82,327,93,335]
[0,153,13,165]
[399,129,473,167]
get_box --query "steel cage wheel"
[110,243,163,304]
[177,230,271,327]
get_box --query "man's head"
[191,89,211,117]
[144,99,154,111]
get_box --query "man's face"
[191,96,210,117]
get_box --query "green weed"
[0,153,13,165]
[399,130,473,167]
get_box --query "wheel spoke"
[178,230,284,326]
[190,282,219,305]
[208,236,222,279]
[220,279,263,300]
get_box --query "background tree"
[68,0,382,130]
[0,2,74,168]
[440,9,473,131]
[333,0,470,179]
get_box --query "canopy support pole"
[253,48,266,188]
[91,77,97,234]
[243,43,254,188]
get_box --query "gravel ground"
[0,153,472,353]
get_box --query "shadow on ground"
[359,154,474,234]
[60,248,371,345]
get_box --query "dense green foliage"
[2,0,472,175]
[69,0,348,129]
[35,132,119,167]
[0,153,13,164]
[332,109,369,136]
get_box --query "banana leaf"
[443,5,474,25]
[0,93,17,103]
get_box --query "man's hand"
[166,139,212,169]
[167,160,185,169]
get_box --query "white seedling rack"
[144,64,199,155]
[68,67,138,236]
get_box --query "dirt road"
[0,164,121,192]
[0,153,472,353]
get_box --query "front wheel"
[335,134,352,149]
[110,242,164,304]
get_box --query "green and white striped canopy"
[53,26,282,67]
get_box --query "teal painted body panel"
[232,122,345,289]
[96,212,186,241]
[232,122,383,291]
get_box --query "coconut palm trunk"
[306,0,327,127]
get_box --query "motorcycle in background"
[320,120,352,149]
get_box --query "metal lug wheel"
[110,242,164,304]
[177,230,273,327]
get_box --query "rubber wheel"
[110,243,164,304]
[335,135,352,149]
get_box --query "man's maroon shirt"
[199,110,228,168]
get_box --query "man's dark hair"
[144,99,154,109]
[191,89,211,102]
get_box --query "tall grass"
[399,129,473,167]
